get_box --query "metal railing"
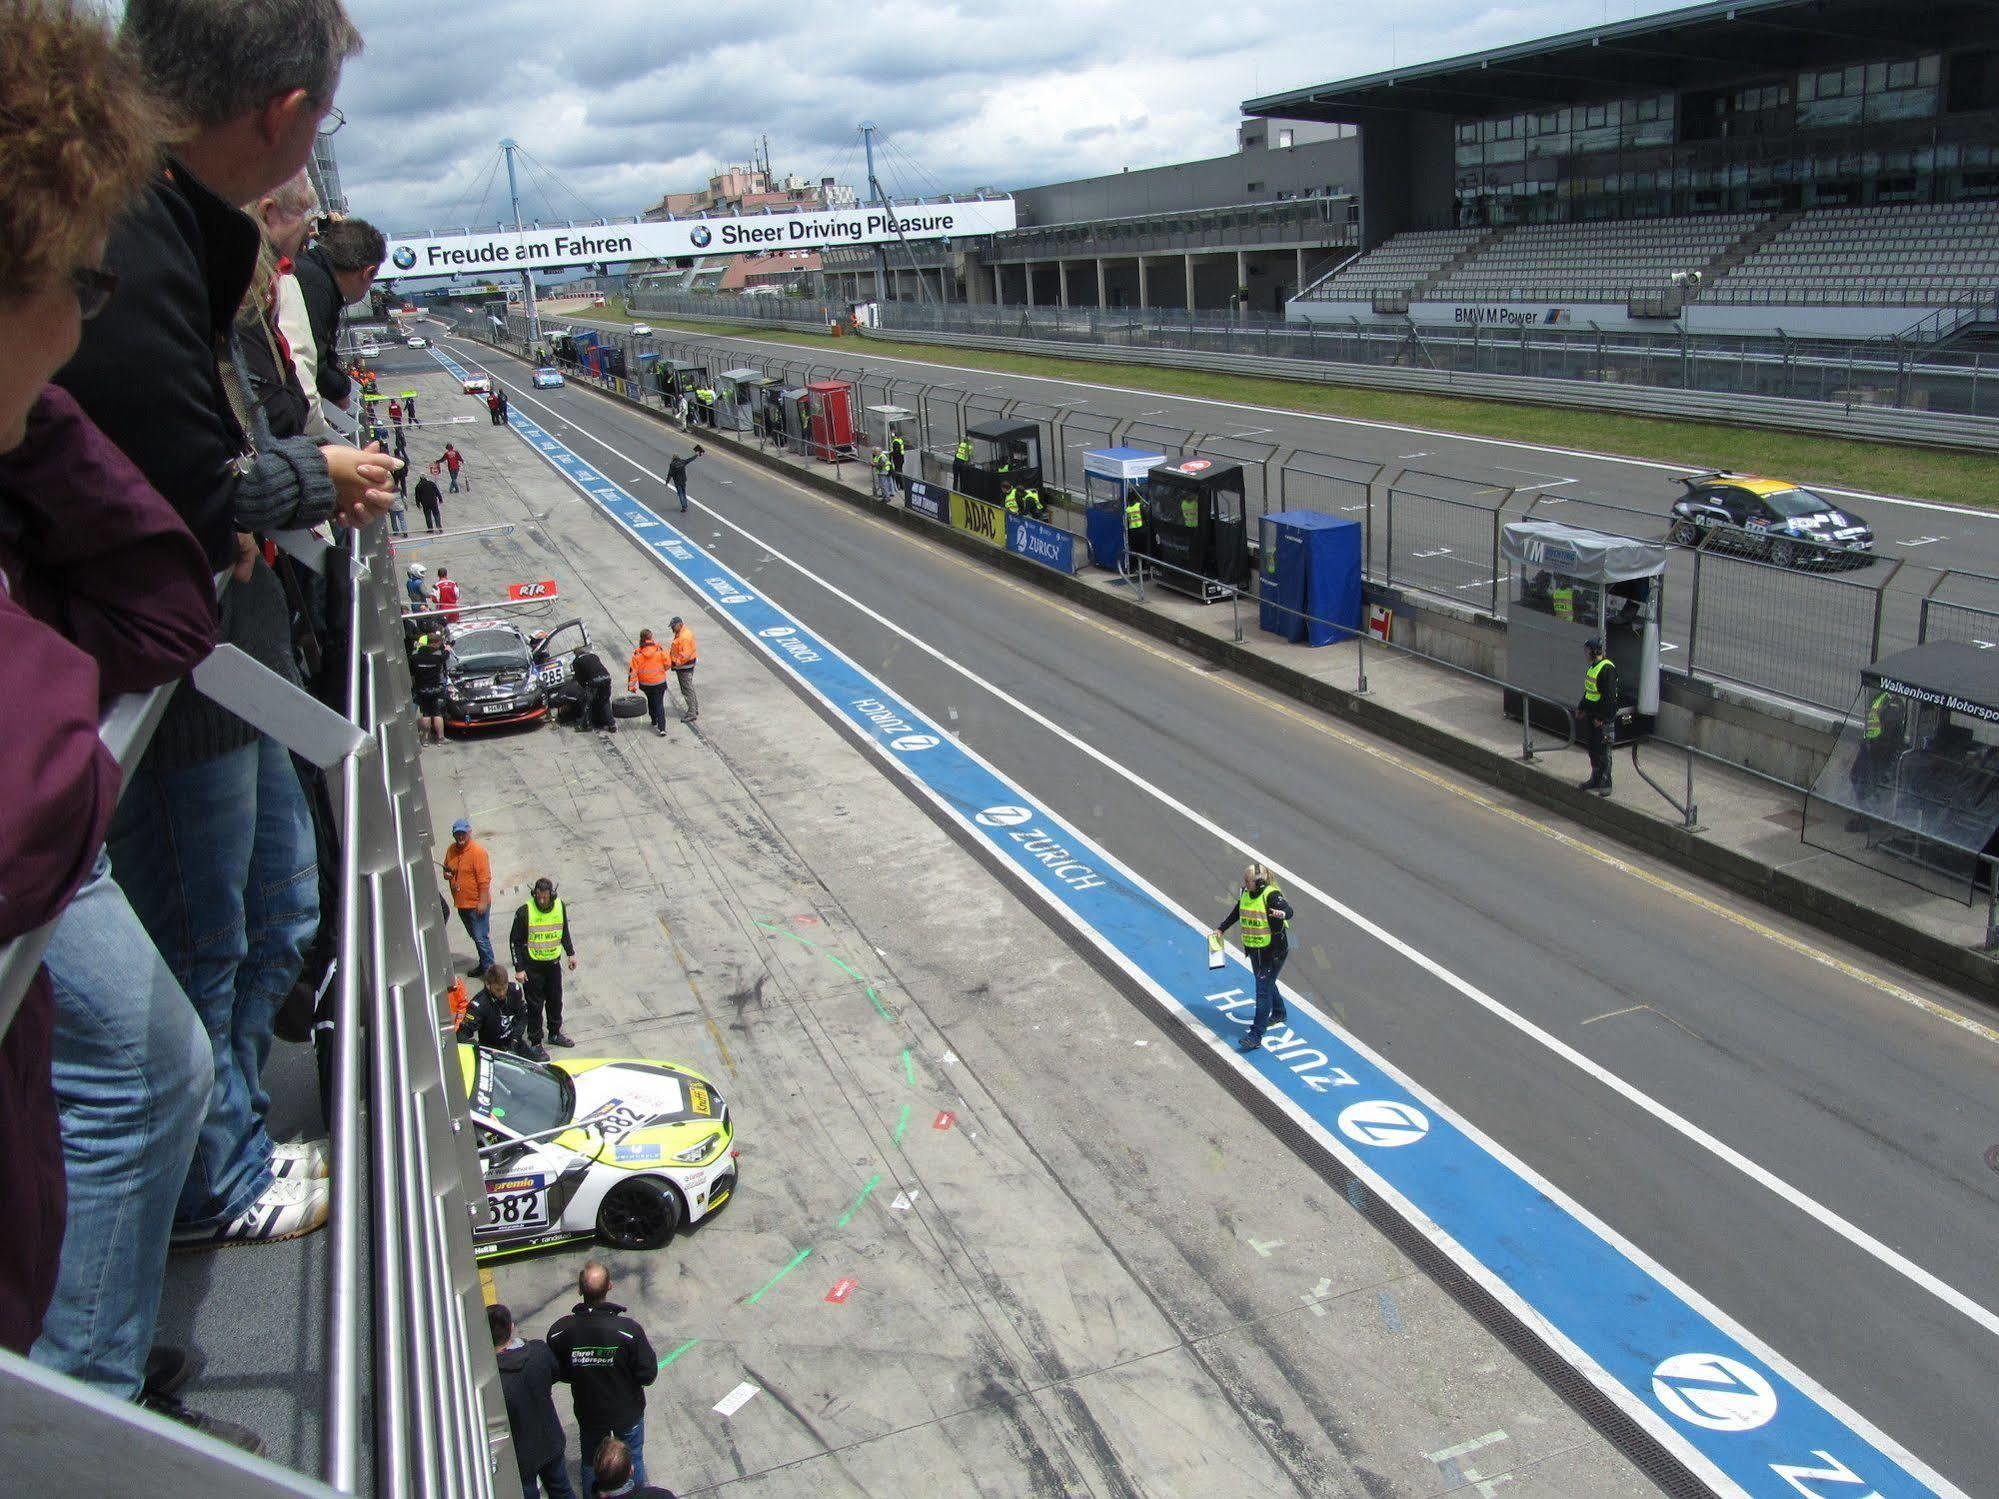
[0,522,507,1495]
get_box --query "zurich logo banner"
[1006,514,1078,574]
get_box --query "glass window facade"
[1448,52,1995,224]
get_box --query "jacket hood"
[495,1342,533,1373]
[571,1299,627,1318]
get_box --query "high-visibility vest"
[1126,498,1144,530]
[525,898,566,963]
[1181,497,1198,526]
[1004,488,1020,514]
[1021,488,1042,515]
[1864,691,1891,740]
[1583,657,1612,704]
[1551,584,1574,621]
[1238,884,1280,949]
[955,440,972,462]
[695,388,715,404]
[873,451,891,473]
[890,435,906,457]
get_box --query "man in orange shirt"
[627,628,671,736]
[443,818,494,973]
[668,616,699,723]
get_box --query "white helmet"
[407,562,427,578]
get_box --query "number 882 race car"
[460,1044,737,1260]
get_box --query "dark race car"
[442,618,589,731]
[1667,472,1874,568]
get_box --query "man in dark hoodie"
[547,1262,658,1498]
[490,1303,575,1499]
[292,216,384,410]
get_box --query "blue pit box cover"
[1259,511,1361,646]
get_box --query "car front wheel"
[1768,537,1797,567]
[596,1177,681,1250]
[1667,519,1697,546]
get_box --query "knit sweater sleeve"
[232,433,337,533]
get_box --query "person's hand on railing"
[323,442,401,529]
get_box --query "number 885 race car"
[460,1044,737,1260]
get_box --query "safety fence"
[475,308,1999,722]
[625,286,1999,421]
[0,522,507,1496]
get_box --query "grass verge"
[588,305,1998,508]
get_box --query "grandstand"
[1714,201,1999,305]
[1426,214,1763,302]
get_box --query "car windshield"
[477,1050,574,1137]
[1762,487,1836,519]
[451,631,530,674]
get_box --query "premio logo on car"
[391,245,417,270]
[689,225,713,249]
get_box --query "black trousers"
[418,498,442,531]
[639,681,669,730]
[581,676,613,728]
[1583,712,1614,784]
[522,960,564,1041]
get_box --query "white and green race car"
[460,1044,736,1260]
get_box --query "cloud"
[331,0,1702,231]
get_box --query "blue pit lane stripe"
[430,345,1958,1499]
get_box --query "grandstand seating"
[1713,202,1999,306]
[1297,201,1999,308]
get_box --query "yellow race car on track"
[460,1044,736,1260]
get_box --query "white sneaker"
[272,1138,331,1180]
[173,1176,329,1249]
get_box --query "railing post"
[1384,485,1395,591]
[1685,543,1703,677]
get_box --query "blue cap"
[451,818,471,834]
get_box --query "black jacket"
[1579,657,1621,720]
[414,475,442,510]
[495,1339,566,1476]
[410,642,447,696]
[666,453,698,485]
[510,901,576,969]
[292,244,352,404]
[572,649,610,687]
[547,1300,658,1430]
[457,983,531,1055]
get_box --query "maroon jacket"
[0,385,218,1351]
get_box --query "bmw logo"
[690,225,712,249]
[391,245,417,270]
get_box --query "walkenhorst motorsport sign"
[378,200,1018,280]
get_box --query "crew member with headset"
[510,878,577,1054]
[1577,636,1620,794]
[1214,864,1295,1053]
[952,436,972,490]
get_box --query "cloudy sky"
[332,0,1696,232]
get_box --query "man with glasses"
[294,215,386,414]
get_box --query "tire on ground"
[612,693,648,719]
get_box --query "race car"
[462,1044,736,1259]
[1667,472,1873,567]
[630,324,653,336]
[406,334,429,348]
[461,374,492,395]
[533,366,565,389]
[356,340,381,359]
[440,618,589,731]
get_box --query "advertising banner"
[380,199,1017,281]
[904,477,949,523]
[1006,514,1079,575]
[949,492,1007,551]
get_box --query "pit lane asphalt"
[433,330,1999,1494]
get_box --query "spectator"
[665,445,702,516]
[626,627,671,736]
[440,441,465,492]
[0,0,252,1446]
[414,468,444,531]
[250,169,325,434]
[590,1439,674,1499]
[409,629,447,744]
[292,215,385,410]
[444,818,495,972]
[490,1303,575,1499]
[55,0,385,1256]
[548,1262,658,1499]
[436,566,460,624]
[667,616,698,724]
[455,965,533,1059]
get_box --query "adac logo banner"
[378,199,1017,281]
[903,477,948,523]
[1006,514,1078,575]
[948,491,1007,550]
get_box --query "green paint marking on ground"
[837,1174,881,1228]
[900,1048,915,1086]
[746,1247,812,1306]
[662,1338,700,1366]
[892,1103,911,1143]
[864,985,893,1021]
[827,953,863,981]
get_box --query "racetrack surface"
[428,329,1999,1495]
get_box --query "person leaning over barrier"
[1216,863,1294,1053]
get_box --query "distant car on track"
[1667,472,1873,567]
[533,366,565,389]
[356,340,381,358]
[461,375,491,395]
[462,1043,737,1259]
[630,324,653,336]
[406,334,428,348]
[441,618,588,731]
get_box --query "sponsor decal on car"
[614,1142,663,1162]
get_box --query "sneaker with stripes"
[172,1176,329,1249]
[272,1138,331,1180]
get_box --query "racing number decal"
[590,1100,651,1141]
[480,1174,550,1235]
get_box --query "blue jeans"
[1246,946,1289,1041]
[108,736,320,1229]
[460,908,495,971]
[32,855,212,1397]
[673,477,688,513]
[448,470,460,492]
[578,1418,644,1497]
[523,1449,576,1499]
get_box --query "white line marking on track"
[453,339,1979,1496]
[654,326,1984,516]
[468,340,1999,1351]
[1512,479,1577,492]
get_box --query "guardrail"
[0,521,507,1495]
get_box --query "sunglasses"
[70,263,119,320]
